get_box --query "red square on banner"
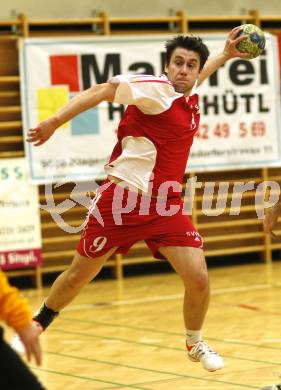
[50,55,80,92]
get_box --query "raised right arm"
[27,82,117,146]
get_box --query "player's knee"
[186,271,209,293]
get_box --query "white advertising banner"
[0,159,42,269]
[20,34,281,183]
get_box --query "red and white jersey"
[104,74,200,196]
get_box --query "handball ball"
[236,24,265,58]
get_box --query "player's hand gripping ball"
[236,24,265,58]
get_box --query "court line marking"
[32,366,152,390]
[63,282,281,311]
[60,316,281,352]
[43,350,260,389]
[214,301,281,318]
[95,375,232,390]
[52,327,281,367]
[95,377,184,390]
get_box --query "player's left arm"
[197,27,251,86]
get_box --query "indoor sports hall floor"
[5,261,281,390]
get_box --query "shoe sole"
[188,354,224,372]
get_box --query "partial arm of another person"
[0,271,42,365]
[263,201,281,238]
[197,26,251,86]
[27,82,118,146]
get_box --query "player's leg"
[159,246,209,330]
[158,245,223,372]
[33,248,117,330]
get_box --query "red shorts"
[77,181,203,260]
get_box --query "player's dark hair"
[165,35,210,71]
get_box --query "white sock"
[186,329,202,346]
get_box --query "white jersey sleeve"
[109,74,183,115]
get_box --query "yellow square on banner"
[37,87,69,129]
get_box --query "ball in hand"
[236,24,266,59]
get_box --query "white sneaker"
[187,340,224,372]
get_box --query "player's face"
[165,48,201,94]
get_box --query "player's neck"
[184,90,191,98]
